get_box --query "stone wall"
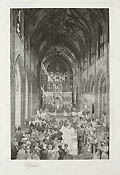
[79,36,109,125]
[10,10,39,139]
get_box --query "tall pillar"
[21,74,25,127]
[39,67,43,109]
[94,35,98,119]
[73,63,77,106]
[28,80,31,120]
[78,62,81,110]
[79,58,83,110]
[25,74,28,120]
[31,83,33,118]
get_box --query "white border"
[0,0,120,175]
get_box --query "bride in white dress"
[60,122,77,155]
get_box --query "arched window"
[101,78,106,93]
[85,83,87,93]
[90,40,95,66]
[98,24,104,58]
[82,79,86,93]
[83,55,88,70]
[88,75,94,93]
[91,81,94,93]
[99,76,107,118]
[16,9,22,38]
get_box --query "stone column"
[94,34,98,119]
[25,73,28,120]
[31,83,33,118]
[28,79,31,120]
[21,73,26,127]
[78,62,82,110]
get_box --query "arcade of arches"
[10,8,109,159]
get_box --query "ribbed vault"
[21,8,109,79]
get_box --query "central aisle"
[60,124,78,155]
[50,113,78,156]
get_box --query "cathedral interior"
[10,8,109,160]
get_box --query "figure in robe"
[60,124,77,155]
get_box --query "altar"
[42,91,72,112]
[40,57,73,112]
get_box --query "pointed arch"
[96,69,107,119]
[88,74,94,93]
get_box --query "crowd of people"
[11,113,70,160]
[11,109,109,160]
[75,112,109,159]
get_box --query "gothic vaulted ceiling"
[23,8,109,63]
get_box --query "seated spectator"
[31,150,40,160]
[58,145,65,160]
[15,127,23,142]
[47,144,54,160]
[64,144,69,158]
[12,108,109,160]
[17,144,27,160]
[11,142,18,159]
[26,147,32,160]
